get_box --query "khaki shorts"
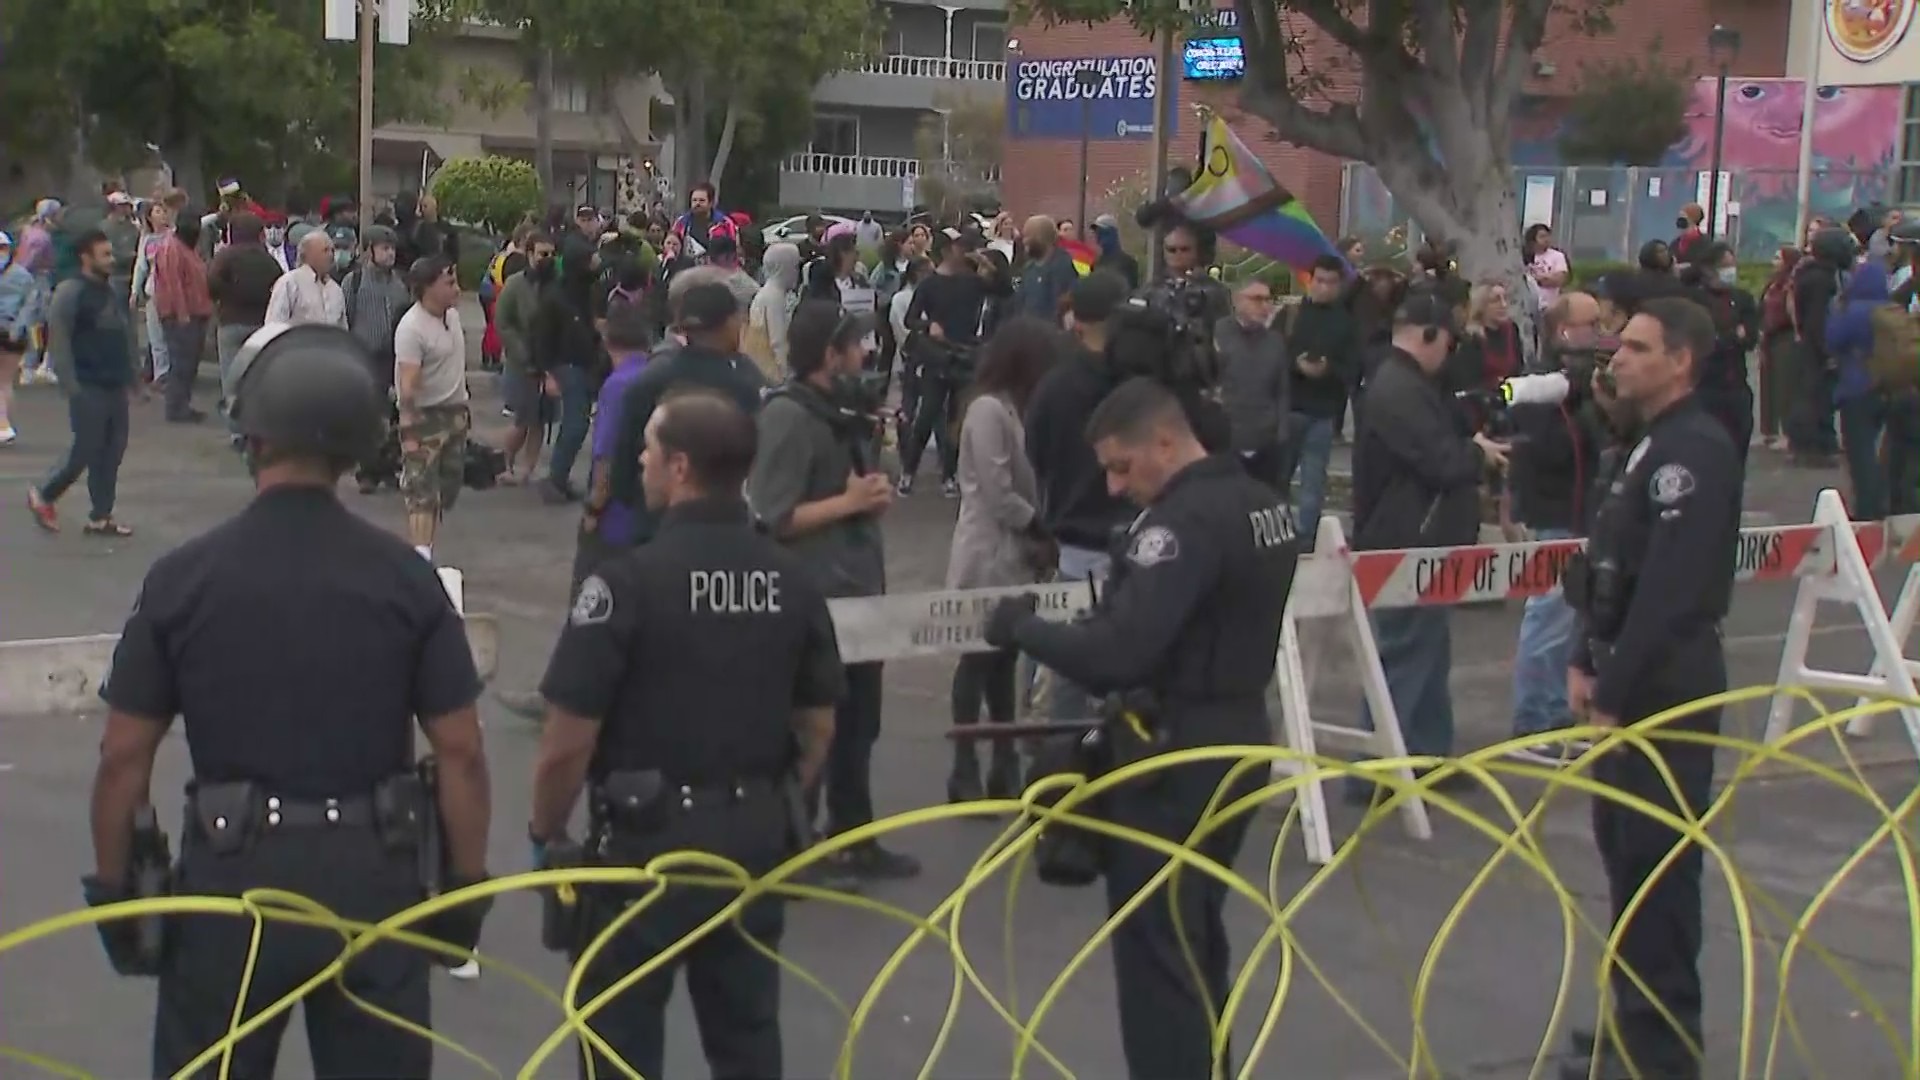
[399,404,470,515]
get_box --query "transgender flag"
[1171,116,1349,277]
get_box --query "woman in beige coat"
[944,318,1065,801]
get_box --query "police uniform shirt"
[1575,395,1740,720]
[101,487,482,799]
[1011,456,1299,716]
[538,497,846,783]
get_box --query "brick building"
[1001,1,1792,235]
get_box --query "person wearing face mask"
[263,215,298,273]
[1090,213,1139,290]
[1680,242,1759,468]
[341,225,414,490]
[745,242,802,382]
[748,300,919,885]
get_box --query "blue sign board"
[1007,55,1177,142]
[1183,37,1244,81]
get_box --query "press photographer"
[899,233,992,497]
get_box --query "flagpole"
[1148,26,1176,281]
[1792,0,1823,247]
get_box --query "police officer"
[1559,297,1740,1080]
[984,376,1301,1080]
[86,322,495,1079]
[530,387,844,1079]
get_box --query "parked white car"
[762,214,855,245]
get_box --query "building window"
[972,23,1005,61]
[811,114,860,158]
[552,74,592,114]
[1902,84,1920,204]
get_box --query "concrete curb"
[0,615,500,718]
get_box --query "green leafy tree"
[914,94,1005,220]
[473,0,879,204]
[1558,49,1692,167]
[0,0,454,203]
[431,155,541,232]
[1019,0,1621,344]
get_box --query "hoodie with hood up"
[745,242,801,381]
[1824,260,1891,404]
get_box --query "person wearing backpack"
[1824,259,1912,519]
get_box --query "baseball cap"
[107,191,133,206]
[1093,213,1120,231]
[1071,270,1129,323]
[217,178,243,197]
[574,204,598,219]
[677,281,740,332]
[1393,288,1460,339]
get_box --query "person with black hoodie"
[1023,271,1137,725]
[1787,226,1855,464]
[1280,255,1360,549]
[529,247,601,503]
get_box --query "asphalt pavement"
[0,368,1916,1079]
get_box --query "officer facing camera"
[983,376,1300,1080]
[89,322,494,1079]
[531,388,844,1078]
[1557,297,1741,1080]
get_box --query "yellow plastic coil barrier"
[3,684,1917,1080]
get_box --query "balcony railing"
[857,54,1005,81]
[786,154,924,178]
[784,154,1002,185]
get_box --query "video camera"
[1109,281,1219,393]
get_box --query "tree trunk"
[708,98,740,194]
[160,132,208,206]
[534,47,556,203]
[677,73,711,201]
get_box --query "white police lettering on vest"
[1249,505,1297,548]
[689,570,782,615]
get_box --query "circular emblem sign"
[1827,0,1915,63]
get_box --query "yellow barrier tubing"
[2,686,1916,1080]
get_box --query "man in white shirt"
[394,256,470,561]
[264,232,346,328]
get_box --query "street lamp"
[1706,25,1742,241]
[1074,65,1101,231]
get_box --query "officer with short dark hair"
[86,322,495,1079]
[983,376,1301,1080]
[531,387,844,1078]
[1559,297,1740,1080]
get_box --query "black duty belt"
[590,772,783,836]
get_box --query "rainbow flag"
[1058,237,1099,276]
[1171,116,1348,277]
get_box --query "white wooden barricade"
[1764,492,1920,752]
[1844,511,1920,739]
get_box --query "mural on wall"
[1343,79,1899,262]
[1669,77,1899,254]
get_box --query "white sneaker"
[0,427,15,446]
[34,367,57,386]
[15,368,31,387]
[447,958,481,980]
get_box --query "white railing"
[858,54,1005,81]
[785,154,924,178]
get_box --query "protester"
[206,212,283,445]
[27,231,134,536]
[1824,258,1896,519]
[1756,247,1802,452]
[744,242,801,382]
[151,214,213,423]
[341,225,413,490]
[1090,213,1139,290]
[130,199,175,388]
[393,256,470,562]
[529,235,600,504]
[265,231,347,329]
[0,233,33,443]
[1282,256,1361,548]
[494,232,553,486]
[944,317,1060,801]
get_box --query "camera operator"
[1348,292,1510,789]
[1505,291,1611,764]
[1153,222,1231,325]
[747,301,919,884]
[898,233,991,497]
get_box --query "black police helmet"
[229,323,385,462]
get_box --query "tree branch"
[1457,0,1503,123]
[1232,0,1368,161]
[1493,0,1554,115]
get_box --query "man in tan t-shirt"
[394,256,470,561]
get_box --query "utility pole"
[358,0,376,217]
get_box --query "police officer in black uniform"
[530,387,844,1079]
[86,323,495,1079]
[984,376,1300,1080]
[1558,297,1741,1080]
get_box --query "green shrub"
[431,156,541,237]
[1568,260,1774,298]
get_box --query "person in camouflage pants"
[400,403,469,518]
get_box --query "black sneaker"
[895,475,914,497]
[836,840,921,881]
[788,857,864,898]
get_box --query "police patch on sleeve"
[1648,463,1696,505]
[570,575,614,627]
[1128,525,1180,567]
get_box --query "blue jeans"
[547,365,593,488]
[145,302,171,381]
[1046,545,1112,723]
[1356,607,1455,758]
[1284,413,1335,550]
[1510,527,1579,736]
